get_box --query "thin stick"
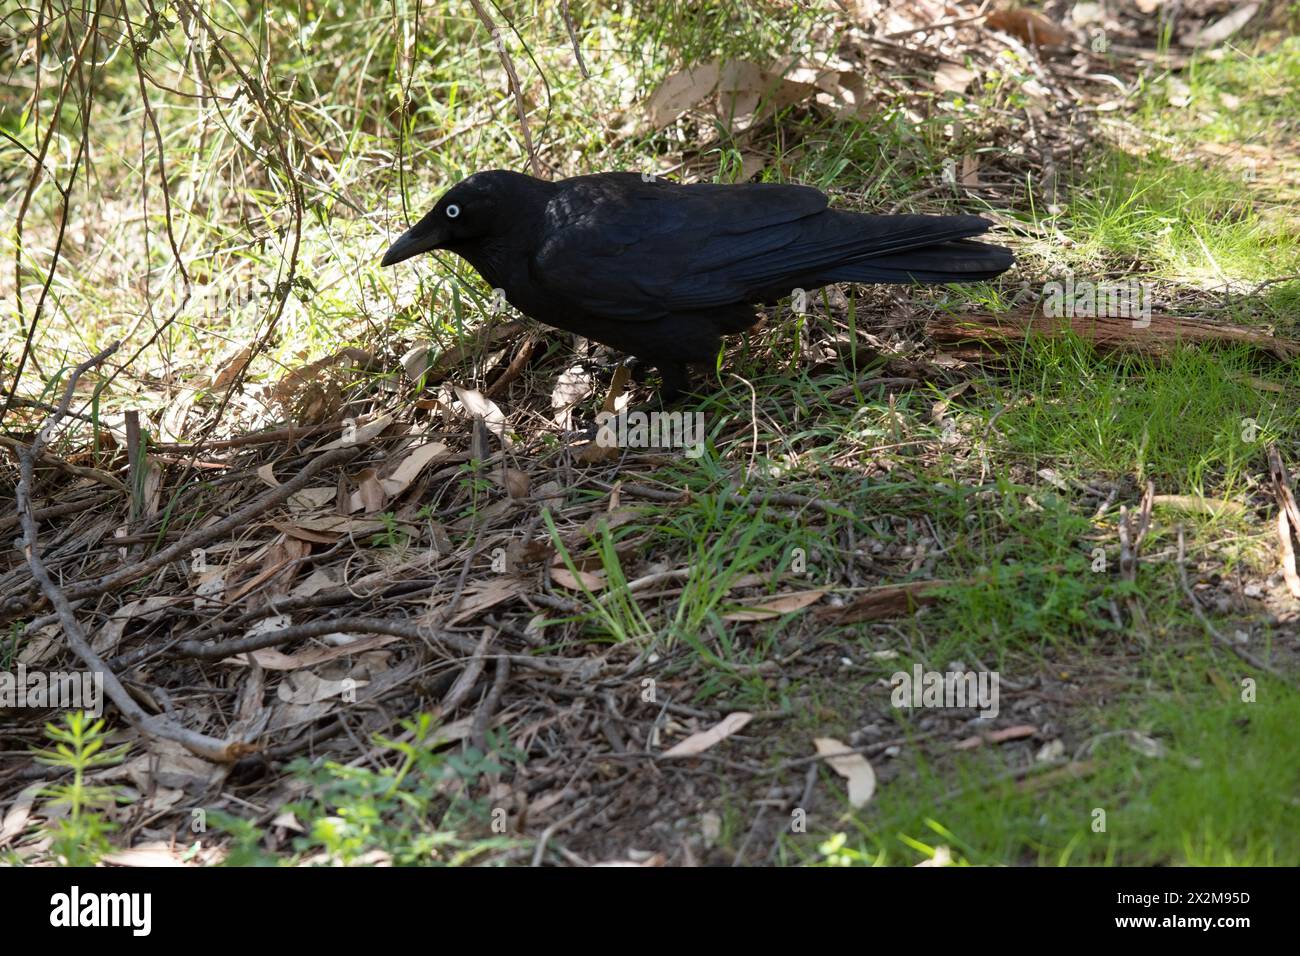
[15,344,238,762]
[468,0,541,177]
[1176,526,1295,689]
[1267,444,1300,598]
[560,0,590,79]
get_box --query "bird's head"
[380,170,536,267]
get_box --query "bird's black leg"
[624,357,690,404]
[658,362,692,405]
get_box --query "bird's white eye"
[446,204,460,219]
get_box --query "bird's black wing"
[531,174,996,320]
[532,174,827,320]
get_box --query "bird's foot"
[625,356,650,384]
[656,362,693,405]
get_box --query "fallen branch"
[928,308,1300,360]
[175,616,588,679]
[15,344,242,762]
[0,490,119,539]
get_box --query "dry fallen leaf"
[109,739,226,798]
[661,712,753,759]
[644,60,722,128]
[256,462,280,488]
[1184,2,1259,48]
[270,521,340,545]
[210,345,254,391]
[954,724,1038,751]
[551,566,607,592]
[814,737,877,808]
[1150,494,1245,517]
[718,59,763,131]
[352,467,387,514]
[316,413,393,450]
[498,465,531,498]
[643,58,820,134]
[722,589,825,622]
[986,8,1071,48]
[227,534,310,603]
[290,515,405,535]
[272,348,377,424]
[276,671,368,705]
[288,487,335,512]
[384,440,451,491]
[551,364,594,427]
[453,386,509,446]
[577,365,632,464]
[437,578,526,625]
[0,783,43,849]
[934,62,976,95]
[101,845,192,867]
[271,811,305,832]
[915,846,954,867]
[816,581,944,623]
[591,854,668,867]
[347,439,449,512]
[90,596,174,655]
[234,635,401,671]
[400,342,432,383]
[1279,508,1300,598]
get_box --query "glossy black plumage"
[382,170,1013,398]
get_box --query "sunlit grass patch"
[999,336,1299,494]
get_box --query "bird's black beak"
[381,223,443,266]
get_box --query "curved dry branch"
[13,343,243,763]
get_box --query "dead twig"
[0,434,126,492]
[438,627,495,714]
[1176,526,1296,689]
[1117,481,1154,636]
[559,0,589,79]
[467,0,541,177]
[471,656,511,752]
[1267,444,1300,598]
[15,344,240,762]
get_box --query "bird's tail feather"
[825,238,1013,284]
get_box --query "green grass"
[1138,35,1300,150]
[1017,38,1300,299]
[1059,149,1300,284]
[1001,337,1300,493]
[808,668,1300,866]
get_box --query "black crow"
[382,171,1012,399]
